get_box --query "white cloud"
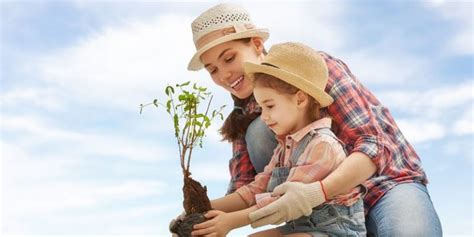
[2,114,171,162]
[343,50,429,85]
[453,104,474,136]
[397,119,446,143]
[33,14,196,111]
[424,0,473,55]
[378,80,474,116]
[247,2,346,52]
[3,179,170,234]
[1,87,63,111]
[377,82,473,143]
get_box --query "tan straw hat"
[188,3,269,71]
[244,42,334,107]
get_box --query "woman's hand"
[191,210,233,237]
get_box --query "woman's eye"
[266,105,274,109]
[225,56,234,63]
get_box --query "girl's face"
[200,38,264,99]
[254,86,310,136]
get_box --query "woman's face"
[200,38,264,99]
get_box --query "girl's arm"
[192,205,258,236]
[211,192,248,212]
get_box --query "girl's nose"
[260,111,270,122]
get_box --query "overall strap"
[288,129,317,166]
[288,127,346,166]
[314,127,347,155]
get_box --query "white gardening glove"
[249,181,327,228]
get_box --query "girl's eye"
[209,68,217,74]
[266,105,274,109]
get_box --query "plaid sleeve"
[321,52,387,172]
[226,138,256,195]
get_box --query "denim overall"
[267,127,367,237]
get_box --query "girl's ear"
[295,90,309,108]
[251,37,265,55]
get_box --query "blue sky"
[1,0,472,236]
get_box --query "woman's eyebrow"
[204,48,232,68]
[218,48,232,60]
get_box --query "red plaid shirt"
[321,51,427,210]
[227,52,427,212]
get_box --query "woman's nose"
[219,70,232,83]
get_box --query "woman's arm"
[248,151,376,228]
[323,151,376,199]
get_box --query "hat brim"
[244,62,334,107]
[187,28,269,71]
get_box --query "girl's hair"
[219,38,267,142]
[253,73,323,122]
[253,73,339,133]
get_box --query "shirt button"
[286,145,291,149]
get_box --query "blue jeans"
[366,182,442,237]
[246,117,442,236]
[245,117,277,173]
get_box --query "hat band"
[195,23,256,50]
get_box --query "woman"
[182,3,442,236]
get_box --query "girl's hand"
[191,210,233,237]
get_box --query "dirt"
[169,213,207,237]
[170,174,212,237]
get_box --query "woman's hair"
[235,37,267,54]
[219,38,267,142]
[220,94,260,142]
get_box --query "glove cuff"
[305,181,327,208]
[320,181,328,201]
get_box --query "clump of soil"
[170,173,212,237]
[170,213,207,236]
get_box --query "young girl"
[191,42,366,236]
[176,3,441,236]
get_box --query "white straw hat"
[188,3,269,71]
[244,42,334,107]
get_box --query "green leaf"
[166,100,172,113]
[179,81,191,87]
[165,85,174,96]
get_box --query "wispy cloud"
[2,114,171,162]
[32,15,194,110]
[378,80,473,116]
[377,81,473,143]
[424,0,473,55]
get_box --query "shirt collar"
[277,117,333,143]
